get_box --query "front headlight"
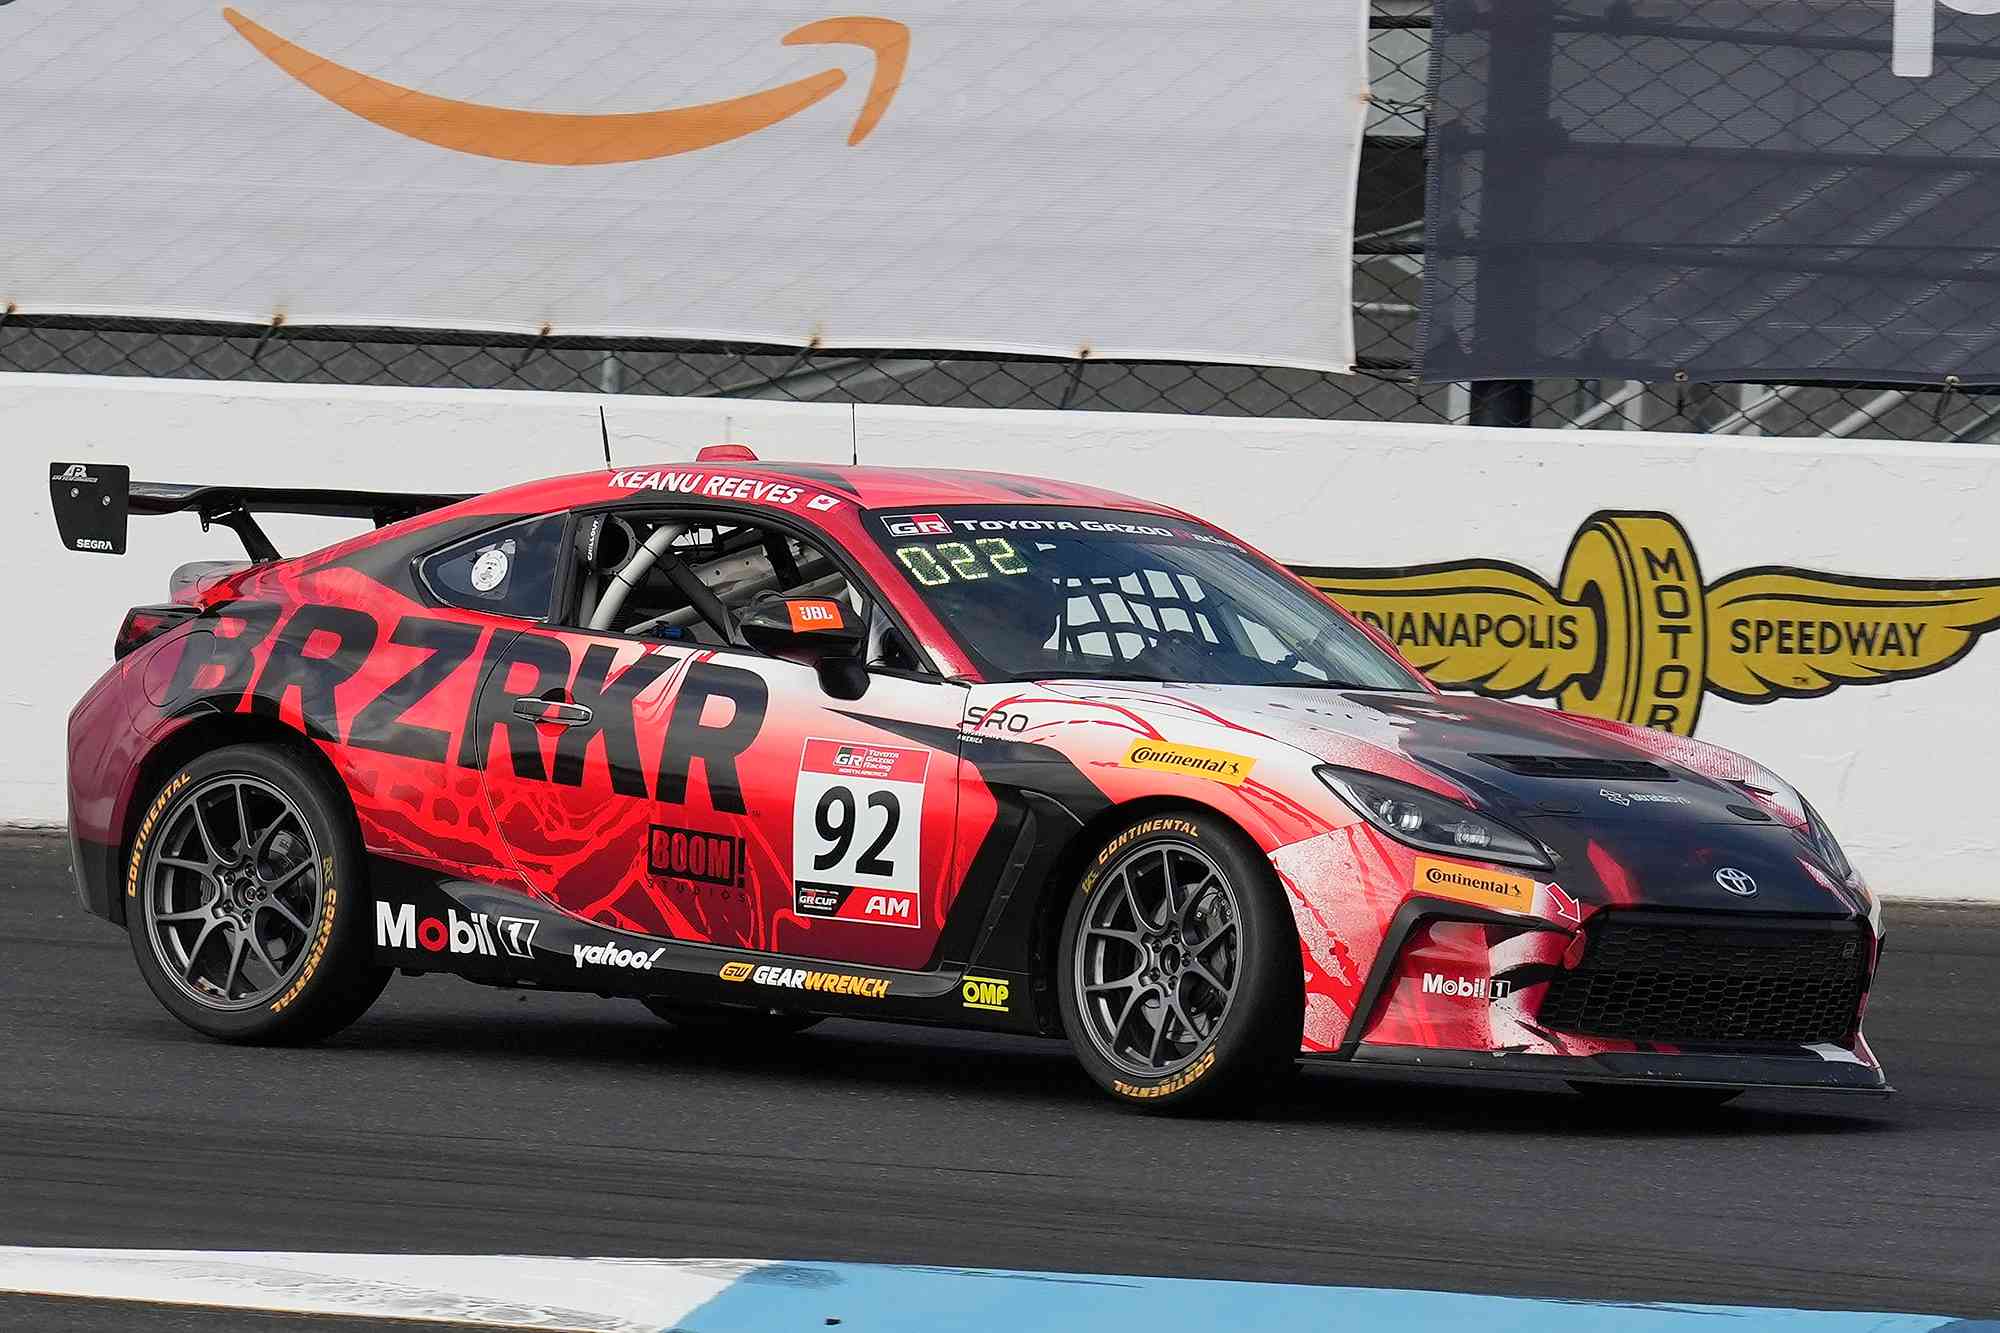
[1318,766,1551,869]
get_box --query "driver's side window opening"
[561,510,919,670]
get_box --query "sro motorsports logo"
[1893,0,2000,77]
[1301,511,2000,736]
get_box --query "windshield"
[867,506,1425,688]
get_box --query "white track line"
[0,1249,767,1330]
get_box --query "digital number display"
[894,538,1027,587]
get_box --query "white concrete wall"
[7,374,1995,900]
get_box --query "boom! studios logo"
[1300,511,2000,737]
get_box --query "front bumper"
[1325,1041,1891,1093]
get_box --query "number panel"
[791,737,930,930]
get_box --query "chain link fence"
[3,2,1990,443]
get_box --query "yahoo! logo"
[1894,0,2000,77]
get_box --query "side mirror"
[739,596,868,692]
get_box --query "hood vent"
[1475,753,1674,782]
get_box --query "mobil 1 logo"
[792,738,927,929]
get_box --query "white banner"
[0,1,1365,371]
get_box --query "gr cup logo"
[1303,510,2000,736]
[882,512,951,537]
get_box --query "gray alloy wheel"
[1071,838,1243,1080]
[140,773,326,1012]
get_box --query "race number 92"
[793,739,928,929]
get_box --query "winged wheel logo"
[1297,510,2000,736]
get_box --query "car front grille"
[1537,916,1869,1046]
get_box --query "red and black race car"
[50,451,1888,1110]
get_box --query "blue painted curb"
[679,1263,1998,1333]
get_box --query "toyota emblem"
[1715,867,1758,897]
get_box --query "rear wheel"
[124,744,389,1044]
[1057,810,1301,1113]
[639,998,822,1038]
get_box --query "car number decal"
[792,738,928,929]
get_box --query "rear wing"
[50,462,469,562]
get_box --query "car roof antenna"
[599,405,614,470]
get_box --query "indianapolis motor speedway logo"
[1297,510,2000,737]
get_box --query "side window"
[420,515,566,619]
[562,510,921,670]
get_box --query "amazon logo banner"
[0,1,1365,371]
[1297,511,2000,737]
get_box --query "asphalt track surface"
[1,829,1996,1329]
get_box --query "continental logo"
[1121,740,1254,787]
[1093,818,1200,870]
[1084,817,1201,895]
[126,771,193,899]
[222,9,909,166]
[719,961,889,999]
[269,861,337,1015]
[1299,510,2000,736]
[1113,1047,1216,1100]
[1411,857,1535,915]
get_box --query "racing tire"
[639,998,823,1038]
[1567,1082,1744,1110]
[124,743,390,1045]
[1057,809,1302,1114]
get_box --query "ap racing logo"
[1300,510,2000,736]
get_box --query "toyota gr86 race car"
[50,452,1888,1110]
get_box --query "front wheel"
[1057,810,1301,1113]
[124,743,390,1044]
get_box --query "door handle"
[513,695,593,727]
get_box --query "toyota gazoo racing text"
[51,452,1888,1110]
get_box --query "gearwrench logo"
[1894,0,2000,76]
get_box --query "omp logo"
[1302,510,2000,736]
[1412,857,1535,915]
[222,9,910,165]
[1893,0,2000,76]
[1422,972,1513,1001]
[1121,740,1255,787]
[961,975,1010,1013]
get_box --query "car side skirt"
[368,860,1042,1035]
